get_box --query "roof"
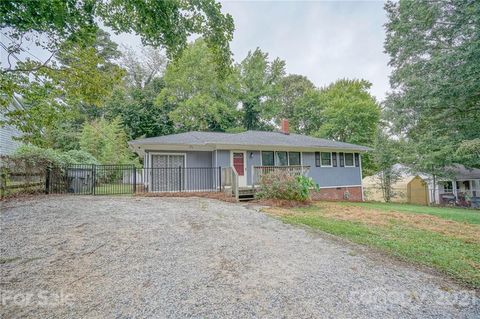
[446,164,480,180]
[129,130,371,152]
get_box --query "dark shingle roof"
[129,130,372,151]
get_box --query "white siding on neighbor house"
[0,113,22,156]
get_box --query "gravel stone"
[1,196,478,318]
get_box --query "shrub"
[256,170,318,201]
[12,145,99,167]
[65,150,100,165]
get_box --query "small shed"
[363,171,429,205]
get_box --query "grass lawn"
[264,202,480,289]
[337,201,480,224]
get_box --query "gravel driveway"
[1,196,478,318]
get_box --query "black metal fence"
[46,165,223,195]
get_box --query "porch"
[437,179,480,208]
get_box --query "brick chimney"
[281,119,289,135]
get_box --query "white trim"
[320,152,333,167]
[359,153,364,201]
[130,142,370,156]
[149,152,187,167]
[230,150,247,187]
[148,152,187,191]
[260,150,302,166]
[260,151,274,166]
[344,152,355,167]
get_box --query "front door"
[232,151,247,187]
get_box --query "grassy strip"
[336,202,480,224]
[280,213,480,288]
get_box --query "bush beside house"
[256,170,318,202]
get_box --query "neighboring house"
[432,164,480,207]
[129,120,371,201]
[363,164,430,205]
[0,113,22,156]
[363,163,480,207]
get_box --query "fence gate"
[47,164,137,195]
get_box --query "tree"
[238,48,285,130]
[315,79,380,146]
[384,0,480,168]
[271,74,316,132]
[79,117,134,165]
[103,46,172,139]
[372,129,402,202]
[1,0,234,111]
[0,0,234,69]
[156,40,239,132]
[105,77,173,139]
[1,29,124,147]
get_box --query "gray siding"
[302,152,362,187]
[216,150,230,168]
[0,114,22,156]
[246,151,261,185]
[186,151,212,168]
[144,150,362,189]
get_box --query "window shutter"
[332,153,337,167]
[354,153,360,167]
[339,152,344,167]
[315,152,320,167]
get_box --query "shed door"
[151,154,185,192]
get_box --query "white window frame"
[288,151,302,166]
[344,152,355,167]
[260,151,303,166]
[320,152,333,167]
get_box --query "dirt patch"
[252,198,312,208]
[265,202,480,244]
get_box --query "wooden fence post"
[0,170,7,199]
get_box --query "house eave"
[129,141,371,155]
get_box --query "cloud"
[221,0,391,101]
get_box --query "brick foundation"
[310,186,363,201]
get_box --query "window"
[354,153,360,167]
[443,181,453,193]
[315,152,320,167]
[344,153,354,167]
[320,152,332,167]
[288,152,301,165]
[275,151,288,166]
[332,153,337,167]
[261,151,274,166]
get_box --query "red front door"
[233,152,245,176]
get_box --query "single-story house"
[432,164,480,207]
[363,163,480,207]
[129,120,371,201]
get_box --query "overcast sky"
[221,0,391,101]
[1,1,391,101]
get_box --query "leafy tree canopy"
[156,39,239,132]
[0,0,234,68]
[238,48,285,130]
[79,117,135,165]
[384,0,480,169]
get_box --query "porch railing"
[252,165,311,188]
[438,190,480,208]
